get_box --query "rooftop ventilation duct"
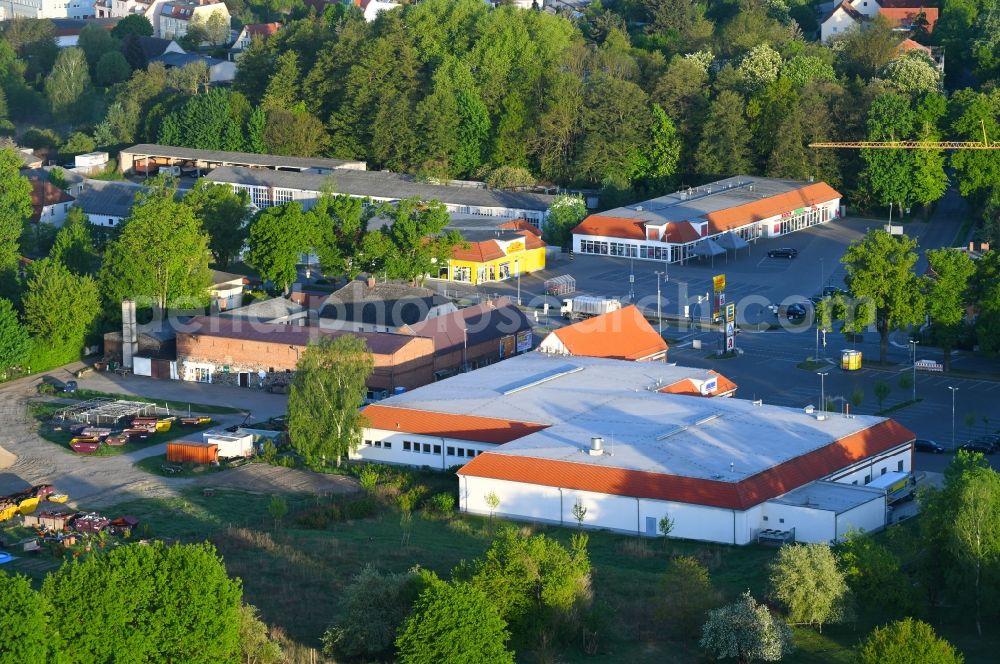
[589,436,604,456]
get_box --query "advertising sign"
[713,274,726,292]
[726,335,735,351]
[505,240,525,254]
[515,330,533,353]
[500,334,516,358]
[725,303,735,322]
[726,321,735,337]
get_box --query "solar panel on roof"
[499,364,582,395]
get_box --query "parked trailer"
[166,441,218,465]
[545,275,576,296]
[560,296,622,320]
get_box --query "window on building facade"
[881,467,887,475]
[447,446,455,456]
[383,441,391,449]
[433,444,441,454]
[897,460,904,472]
[457,448,465,457]
[422,443,431,453]
[864,474,871,484]
[403,441,411,451]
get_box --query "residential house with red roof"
[572,176,841,264]
[229,21,280,60]
[821,0,938,42]
[30,178,75,225]
[351,353,914,544]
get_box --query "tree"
[660,555,719,638]
[0,148,31,273]
[700,590,794,663]
[359,199,460,284]
[246,106,267,153]
[238,604,283,664]
[737,44,783,94]
[467,526,591,638]
[858,618,964,664]
[878,53,941,95]
[836,16,899,80]
[782,55,836,87]
[874,381,891,412]
[484,166,535,190]
[111,14,153,39]
[948,466,1000,637]
[863,94,918,213]
[395,579,515,664]
[571,499,587,528]
[45,47,90,118]
[61,132,96,157]
[695,91,751,178]
[49,207,97,275]
[484,490,500,525]
[99,176,211,314]
[543,194,587,248]
[837,530,916,615]
[306,192,370,278]
[43,542,242,663]
[322,565,423,661]
[287,334,373,467]
[268,494,287,530]
[638,104,681,189]
[244,202,310,294]
[925,249,976,371]
[0,572,58,663]
[23,258,100,365]
[261,51,301,111]
[184,181,249,269]
[768,543,851,632]
[95,51,131,87]
[0,298,30,377]
[949,90,1000,200]
[841,230,925,364]
[972,250,1000,353]
[263,109,327,157]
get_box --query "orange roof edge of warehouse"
[550,305,667,361]
[360,404,550,444]
[457,419,915,510]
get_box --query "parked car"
[914,439,945,454]
[40,376,77,393]
[822,286,847,298]
[959,439,997,454]
[267,383,289,394]
[785,303,808,321]
[768,248,798,259]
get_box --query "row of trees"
[821,229,998,366]
[321,526,592,662]
[0,542,281,663]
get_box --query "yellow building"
[444,227,546,285]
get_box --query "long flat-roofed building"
[572,176,842,263]
[204,166,557,227]
[119,144,367,175]
[354,353,913,545]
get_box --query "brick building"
[175,316,434,392]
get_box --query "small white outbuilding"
[202,430,254,459]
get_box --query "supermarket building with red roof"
[572,176,841,264]
[353,353,914,545]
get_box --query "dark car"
[41,376,77,393]
[822,286,847,298]
[914,438,945,454]
[960,439,997,454]
[785,303,808,321]
[768,248,798,259]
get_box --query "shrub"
[358,465,380,492]
[428,492,455,515]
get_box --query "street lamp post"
[818,371,829,413]
[909,339,919,402]
[948,386,958,448]
[654,270,665,338]
[820,257,825,293]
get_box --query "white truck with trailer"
[560,296,622,320]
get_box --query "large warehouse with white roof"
[354,354,914,545]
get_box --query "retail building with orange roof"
[351,353,914,545]
[571,176,841,264]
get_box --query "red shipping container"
[166,441,218,464]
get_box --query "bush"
[358,465,380,492]
[428,492,455,515]
[397,485,428,513]
[22,127,63,150]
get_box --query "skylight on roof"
[499,364,582,395]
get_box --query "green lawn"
[79,485,999,664]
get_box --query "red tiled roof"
[659,370,737,397]
[361,405,549,444]
[550,305,667,361]
[824,0,863,23]
[244,22,280,37]
[572,215,645,240]
[880,7,938,30]
[896,38,932,55]
[704,182,841,234]
[520,231,546,250]
[452,239,506,263]
[459,419,915,510]
[498,219,542,236]
[665,221,701,244]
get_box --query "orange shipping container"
[166,441,218,464]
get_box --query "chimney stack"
[121,299,137,369]
[366,276,376,289]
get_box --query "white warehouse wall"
[825,444,912,487]
[836,496,887,540]
[760,502,837,544]
[351,428,497,470]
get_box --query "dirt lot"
[0,372,357,508]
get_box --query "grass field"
[33,410,215,457]
[87,486,999,664]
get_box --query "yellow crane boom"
[809,121,998,149]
